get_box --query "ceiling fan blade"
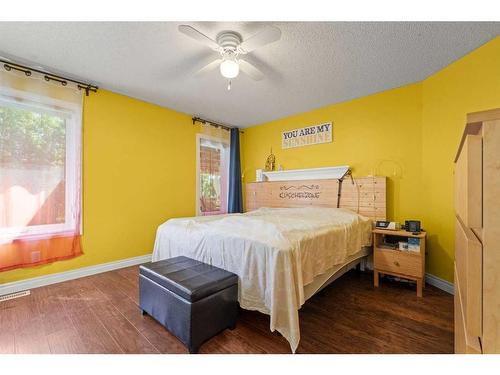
[239,26,281,53]
[239,59,264,81]
[195,59,222,76]
[178,25,220,51]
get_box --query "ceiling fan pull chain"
[227,80,232,91]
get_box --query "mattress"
[152,206,372,352]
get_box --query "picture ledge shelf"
[261,165,350,182]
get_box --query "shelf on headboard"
[260,166,350,182]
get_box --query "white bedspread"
[152,207,372,352]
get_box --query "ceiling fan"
[178,24,281,90]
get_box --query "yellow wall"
[242,83,424,224]
[421,37,500,281]
[1,90,198,283]
[242,36,500,283]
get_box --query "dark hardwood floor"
[0,266,454,354]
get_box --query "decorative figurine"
[265,148,276,171]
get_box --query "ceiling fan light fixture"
[179,24,280,86]
[220,59,239,79]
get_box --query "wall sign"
[281,122,332,149]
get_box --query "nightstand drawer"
[374,249,422,278]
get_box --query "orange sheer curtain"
[0,68,83,271]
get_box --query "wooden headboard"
[246,176,386,221]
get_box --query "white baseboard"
[0,254,152,297]
[0,254,454,298]
[425,273,454,295]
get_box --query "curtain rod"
[192,116,244,133]
[1,59,99,96]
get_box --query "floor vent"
[0,290,31,302]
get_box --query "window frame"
[0,95,81,242]
[195,133,230,216]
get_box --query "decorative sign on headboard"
[279,184,322,200]
[282,122,332,149]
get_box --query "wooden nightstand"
[373,229,426,297]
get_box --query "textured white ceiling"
[0,22,498,127]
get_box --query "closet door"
[454,264,466,354]
[455,217,483,340]
[455,262,482,354]
[482,118,500,353]
[454,134,482,230]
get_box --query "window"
[0,69,83,271]
[0,93,80,242]
[196,134,230,215]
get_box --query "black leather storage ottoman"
[139,256,239,353]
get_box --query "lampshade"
[220,59,239,79]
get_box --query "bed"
[152,176,386,352]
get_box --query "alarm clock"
[405,220,421,233]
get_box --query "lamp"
[220,59,239,79]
